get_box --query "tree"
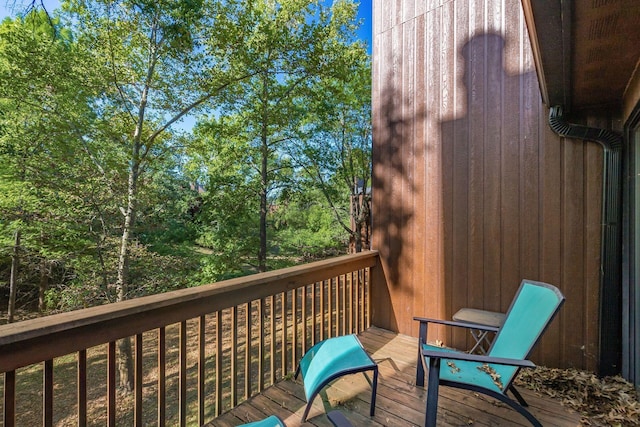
[292,59,372,252]
[0,10,100,319]
[188,116,262,279]
[194,0,364,271]
[63,0,263,391]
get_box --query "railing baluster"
[4,370,15,427]
[215,311,222,417]
[320,280,325,341]
[158,327,166,427]
[341,274,347,335]
[366,268,371,328]
[335,277,341,337]
[281,291,288,375]
[353,271,363,333]
[348,273,354,333]
[244,302,251,400]
[352,271,356,333]
[107,341,116,427]
[302,285,308,355]
[311,282,317,346]
[179,321,187,427]
[328,279,333,338]
[350,272,355,333]
[78,349,87,427]
[292,288,298,367]
[43,359,53,427]
[231,306,238,407]
[134,334,143,427]
[198,315,206,425]
[269,295,276,385]
[258,298,264,391]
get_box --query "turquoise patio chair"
[238,415,285,427]
[414,279,565,427]
[295,334,378,422]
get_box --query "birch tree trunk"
[8,229,21,324]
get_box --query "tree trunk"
[114,49,148,390]
[117,337,134,392]
[114,162,139,392]
[259,131,268,273]
[258,73,269,273]
[38,257,48,312]
[8,229,20,324]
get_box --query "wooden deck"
[206,327,582,427]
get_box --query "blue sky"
[355,1,372,52]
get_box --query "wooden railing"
[0,251,378,427]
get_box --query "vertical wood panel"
[563,140,587,369]
[402,14,416,334]
[501,0,523,313]
[483,0,504,312]
[372,17,394,331]
[519,11,541,300]
[413,12,427,339]
[539,111,564,367]
[448,0,471,350]
[388,20,404,334]
[584,136,603,371]
[463,0,483,316]
[372,0,602,370]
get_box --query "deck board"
[205,328,582,426]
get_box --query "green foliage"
[0,0,370,317]
[273,188,349,261]
[192,0,365,271]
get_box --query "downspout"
[549,106,623,376]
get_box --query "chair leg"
[327,410,354,427]
[369,367,378,417]
[416,348,425,387]
[425,357,441,427]
[508,385,528,407]
[294,364,301,380]
[302,401,312,422]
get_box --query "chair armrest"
[413,316,500,333]
[421,348,536,369]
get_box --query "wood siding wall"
[371,0,603,371]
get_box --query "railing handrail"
[0,251,378,373]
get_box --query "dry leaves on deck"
[515,366,639,426]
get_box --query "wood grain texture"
[372,0,603,370]
[213,328,584,427]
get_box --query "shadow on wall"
[440,32,562,355]
[372,64,430,330]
